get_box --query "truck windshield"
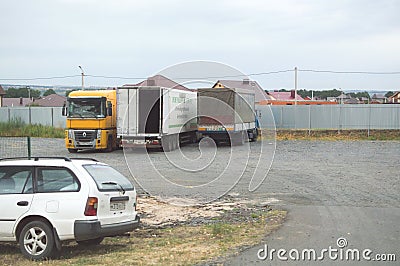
[68,98,106,118]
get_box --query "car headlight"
[97,130,102,139]
[68,129,74,139]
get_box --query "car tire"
[76,237,104,246]
[19,220,57,260]
[68,148,78,153]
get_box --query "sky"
[1,0,399,91]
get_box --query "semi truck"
[63,90,118,153]
[117,86,198,151]
[197,87,258,145]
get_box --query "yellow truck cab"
[63,90,118,153]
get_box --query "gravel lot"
[26,138,399,265]
[28,138,399,208]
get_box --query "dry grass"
[274,129,400,141]
[1,210,286,266]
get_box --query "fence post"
[8,107,10,122]
[368,104,371,137]
[51,107,54,127]
[308,105,311,136]
[28,106,32,125]
[27,136,31,159]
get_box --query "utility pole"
[78,65,85,90]
[294,67,298,105]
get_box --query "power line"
[1,68,400,82]
[299,69,400,75]
[0,75,81,81]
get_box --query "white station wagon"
[0,157,140,260]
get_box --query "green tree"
[385,91,394,98]
[43,89,56,96]
[5,87,40,98]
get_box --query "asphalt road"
[28,138,400,265]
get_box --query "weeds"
[0,119,64,138]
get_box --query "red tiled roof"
[267,91,304,101]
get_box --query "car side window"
[35,167,80,193]
[0,166,33,194]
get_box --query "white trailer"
[117,86,197,151]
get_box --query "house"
[267,90,304,102]
[371,93,387,103]
[0,85,5,107]
[31,94,66,107]
[344,98,361,104]
[388,91,400,103]
[213,79,272,103]
[3,97,34,107]
[125,75,191,91]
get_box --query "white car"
[0,157,140,260]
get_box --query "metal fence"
[256,104,400,131]
[0,105,399,131]
[0,107,65,128]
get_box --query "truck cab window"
[68,98,106,118]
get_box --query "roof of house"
[33,94,66,107]
[267,91,304,101]
[124,75,191,91]
[344,98,361,104]
[0,85,5,95]
[372,93,386,99]
[2,98,34,107]
[213,79,272,102]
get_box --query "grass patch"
[0,210,286,266]
[0,119,64,138]
[274,129,400,141]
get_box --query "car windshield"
[67,97,106,118]
[83,164,134,191]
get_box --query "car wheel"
[68,148,78,153]
[19,220,57,260]
[77,237,104,246]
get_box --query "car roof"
[0,157,105,167]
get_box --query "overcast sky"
[1,0,399,91]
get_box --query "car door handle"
[17,201,29,206]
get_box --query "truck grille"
[74,130,96,142]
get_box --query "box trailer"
[197,87,258,145]
[117,86,197,151]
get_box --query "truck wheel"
[68,148,78,153]
[105,136,113,152]
[19,220,57,260]
[77,237,104,246]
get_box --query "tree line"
[4,87,56,98]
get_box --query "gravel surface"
[26,138,400,265]
[28,138,399,208]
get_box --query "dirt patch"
[138,195,281,228]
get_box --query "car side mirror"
[62,102,67,116]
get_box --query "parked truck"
[117,86,198,151]
[63,90,118,153]
[197,87,258,145]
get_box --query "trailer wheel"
[162,136,172,152]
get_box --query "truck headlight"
[97,130,102,139]
[68,129,74,139]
